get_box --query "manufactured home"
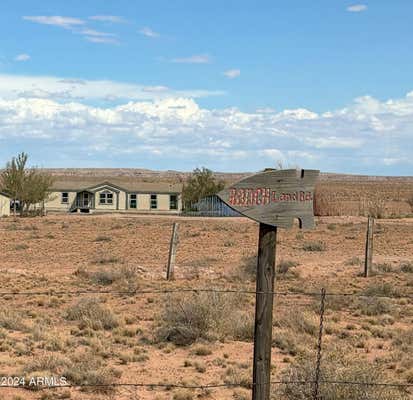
[0,192,10,217]
[45,179,183,214]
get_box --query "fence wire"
[0,286,412,395]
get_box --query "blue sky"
[0,1,412,174]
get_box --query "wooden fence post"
[166,222,179,280]
[252,223,277,400]
[364,216,374,277]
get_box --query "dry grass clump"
[345,256,362,266]
[75,265,139,291]
[302,241,326,252]
[235,256,299,281]
[94,235,112,242]
[155,292,253,345]
[64,351,121,393]
[274,311,318,337]
[65,297,120,330]
[0,310,27,331]
[400,261,413,273]
[276,349,409,400]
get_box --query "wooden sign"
[217,168,319,229]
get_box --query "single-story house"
[0,192,10,217]
[45,179,183,214]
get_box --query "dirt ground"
[0,214,412,399]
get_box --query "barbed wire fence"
[0,286,412,399]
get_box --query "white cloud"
[23,16,85,29]
[89,15,126,23]
[0,74,224,102]
[15,54,31,62]
[84,36,120,45]
[0,81,412,173]
[171,55,211,64]
[139,27,160,38]
[347,4,368,12]
[79,29,116,38]
[223,69,240,79]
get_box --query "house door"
[83,192,90,207]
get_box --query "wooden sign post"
[218,169,319,400]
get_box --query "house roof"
[51,178,182,193]
[0,191,10,198]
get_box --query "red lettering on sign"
[227,188,313,206]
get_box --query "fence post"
[166,222,179,280]
[364,216,374,278]
[313,288,326,400]
[252,223,277,400]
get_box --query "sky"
[0,1,412,175]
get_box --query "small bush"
[277,350,407,400]
[65,298,119,330]
[0,310,27,331]
[277,260,300,279]
[400,261,413,273]
[14,244,29,251]
[363,282,396,297]
[345,256,362,266]
[64,351,121,393]
[358,297,392,316]
[94,235,112,242]
[155,293,251,345]
[302,241,326,252]
[373,262,393,273]
[92,256,120,265]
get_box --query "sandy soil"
[0,214,412,399]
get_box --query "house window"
[61,192,69,204]
[170,194,178,210]
[129,194,137,209]
[99,191,113,205]
[150,194,157,209]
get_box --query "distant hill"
[39,168,413,185]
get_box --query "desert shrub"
[0,310,27,331]
[192,345,212,356]
[14,244,29,251]
[272,333,300,356]
[65,297,119,330]
[363,282,397,297]
[276,350,408,400]
[230,312,254,341]
[94,235,112,242]
[302,241,326,252]
[373,262,393,273]
[155,292,251,345]
[274,312,318,336]
[358,297,392,316]
[277,259,299,274]
[224,366,251,389]
[400,261,413,273]
[64,351,121,393]
[235,257,299,281]
[236,255,257,281]
[79,265,140,290]
[92,256,120,265]
[24,353,70,375]
[345,256,362,266]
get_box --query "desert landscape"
[0,210,412,399]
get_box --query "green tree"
[182,167,225,210]
[1,152,54,216]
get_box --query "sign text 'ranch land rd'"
[217,168,319,229]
